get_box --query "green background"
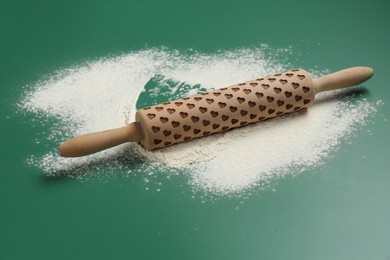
[1,0,389,259]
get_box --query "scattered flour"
[20,46,378,195]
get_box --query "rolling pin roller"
[59,66,374,157]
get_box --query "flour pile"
[21,46,378,195]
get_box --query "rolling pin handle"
[58,122,142,157]
[313,67,374,94]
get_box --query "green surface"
[1,0,390,259]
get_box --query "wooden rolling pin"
[59,67,373,157]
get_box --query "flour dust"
[20,46,379,195]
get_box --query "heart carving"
[243,89,252,95]
[250,114,257,119]
[213,92,221,96]
[210,111,219,117]
[259,105,266,111]
[175,102,183,106]
[164,141,172,146]
[240,121,248,126]
[186,103,195,109]
[174,134,181,140]
[231,119,239,124]
[268,109,275,114]
[183,125,191,131]
[286,73,293,77]
[255,92,264,99]
[286,104,293,109]
[202,120,210,126]
[194,97,202,101]
[277,100,284,107]
[284,91,292,98]
[163,130,171,137]
[222,126,229,131]
[155,107,163,111]
[179,112,188,118]
[292,82,300,89]
[171,121,180,127]
[302,86,310,93]
[160,117,168,123]
[143,107,151,110]
[248,101,256,108]
[147,113,156,119]
[232,87,240,92]
[279,79,288,85]
[225,94,233,99]
[193,129,201,134]
[261,84,270,89]
[218,102,227,108]
[297,75,305,80]
[258,116,265,121]
[295,95,302,102]
[191,116,199,122]
[303,99,311,105]
[237,97,245,103]
[274,87,282,94]
[199,107,208,113]
[250,82,258,87]
[212,124,220,129]
[167,108,175,114]
[151,126,160,133]
[229,106,237,112]
[154,139,162,145]
[240,110,248,116]
[222,115,229,121]
[206,98,214,104]
[268,78,276,82]
[266,96,274,103]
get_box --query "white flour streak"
[20,46,378,195]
